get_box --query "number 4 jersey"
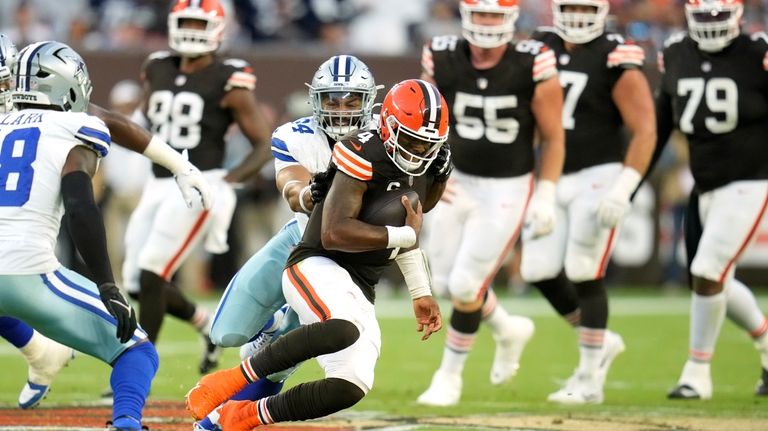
[0,109,110,274]
[658,33,768,192]
[422,35,557,178]
[142,51,256,177]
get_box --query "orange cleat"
[218,400,262,431]
[185,367,250,420]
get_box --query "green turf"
[1,292,767,421]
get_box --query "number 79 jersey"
[422,35,557,178]
[658,33,768,192]
[0,109,110,274]
[142,51,257,178]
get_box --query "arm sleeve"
[61,171,114,286]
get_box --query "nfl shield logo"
[477,78,488,90]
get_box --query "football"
[359,189,420,227]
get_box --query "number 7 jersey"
[0,109,110,274]
[422,35,557,178]
[658,33,768,192]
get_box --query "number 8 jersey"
[142,51,256,177]
[422,35,557,178]
[658,33,768,192]
[0,110,110,274]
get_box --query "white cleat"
[596,330,626,385]
[490,315,535,385]
[19,338,75,409]
[547,371,604,405]
[668,360,712,400]
[417,369,462,407]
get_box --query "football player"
[0,41,158,431]
[186,79,446,430]
[0,31,213,409]
[193,55,383,431]
[417,0,565,407]
[521,0,656,404]
[121,0,273,374]
[656,0,768,400]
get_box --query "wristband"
[143,136,191,175]
[385,225,417,249]
[614,167,642,195]
[395,248,433,299]
[298,185,311,213]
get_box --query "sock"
[574,279,608,375]
[0,317,34,348]
[481,289,509,336]
[110,342,159,425]
[689,291,727,363]
[165,281,199,324]
[533,273,580,326]
[231,378,284,401]
[189,308,210,333]
[138,270,168,343]
[724,279,768,338]
[577,327,604,374]
[439,308,482,376]
[264,378,364,422]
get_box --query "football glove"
[98,282,137,344]
[428,144,453,183]
[309,168,336,204]
[596,167,642,228]
[175,149,213,210]
[524,180,556,239]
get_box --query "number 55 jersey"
[0,109,110,273]
[658,33,768,192]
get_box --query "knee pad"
[447,272,482,303]
[565,254,599,283]
[520,253,562,283]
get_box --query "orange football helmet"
[460,0,519,48]
[168,0,226,57]
[552,0,609,44]
[379,79,449,176]
[685,0,743,52]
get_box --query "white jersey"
[0,109,110,274]
[271,115,377,233]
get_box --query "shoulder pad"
[224,60,257,91]
[607,41,645,68]
[331,139,373,182]
[73,113,111,158]
[223,58,252,69]
[604,33,627,45]
[663,32,687,49]
[147,50,172,61]
[515,39,549,56]
[429,35,460,52]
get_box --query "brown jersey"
[286,129,435,303]
[422,36,557,178]
[141,51,256,177]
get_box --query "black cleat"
[668,384,702,400]
[756,368,768,396]
[198,333,221,374]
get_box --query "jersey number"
[677,78,738,134]
[559,71,588,130]
[453,92,519,144]
[0,127,40,207]
[147,90,205,149]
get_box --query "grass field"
[1,289,768,430]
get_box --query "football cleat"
[667,360,712,400]
[547,371,604,405]
[193,409,222,431]
[490,315,535,385]
[416,369,463,407]
[19,338,75,409]
[105,415,146,431]
[186,367,250,420]
[199,332,221,375]
[596,330,626,385]
[218,400,262,431]
[755,368,768,396]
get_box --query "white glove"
[595,167,642,228]
[524,180,556,239]
[175,150,213,210]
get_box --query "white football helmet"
[168,0,226,57]
[685,0,743,52]
[552,0,610,44]
[460,0,519,49]
[12,41,93,113]
[0,34,18,113]
[307,55,379,141]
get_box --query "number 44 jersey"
[658,33,768,192]
[422,35,557,178]
[142,51,256,178]
[0,109,110,274]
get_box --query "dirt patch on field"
[1,402,766,431]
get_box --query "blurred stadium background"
[1,0,768,429]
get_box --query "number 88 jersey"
[141,51,257,178]
[658,33,768,192]
[422,35,557,178]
